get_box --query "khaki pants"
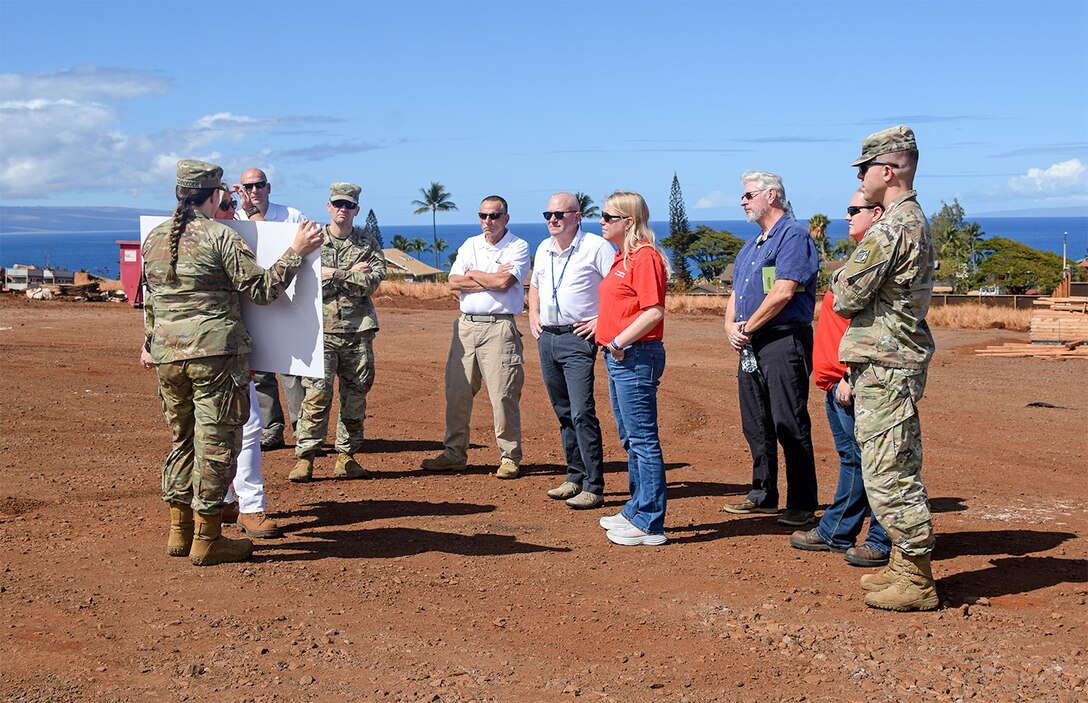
[443,316,524,463]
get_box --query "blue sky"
[1,0,1086,225]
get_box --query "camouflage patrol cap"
[329,182,361,205]
[851,125,918,167]
[176,160,223,189]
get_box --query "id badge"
[543,301,558,325]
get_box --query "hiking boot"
[288,456,314,483]
[566,491,603,509]
[167,502,194,557]
[189,513,253,566]
[260,430,285,451]
[845,543,890,567]
[864,551,938,612]
[860,548,902,592]
[237,512,281,539]
[789,528,835,552]
[221,502,240,526]
[777,509,816,527]
[420,452,467,471]
[334,453,370,479]
[722,499,778,515]
[495,458,520,480]
[547,481,581,500]
[606,526,667,547]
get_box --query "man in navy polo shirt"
[722,171,820,527]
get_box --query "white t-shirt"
[530,229,615,325]
[450,230,530,315]
[237,201,305,223]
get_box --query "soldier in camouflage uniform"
[143,159,322,566]
[831,125,938,611]
[290,183,387,482]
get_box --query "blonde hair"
[604,191,672,277]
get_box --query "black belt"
[461,313,514,323]
[753,321,808,338]
[541,325,576,334]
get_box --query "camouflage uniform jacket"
[831,190,935,369]
[143,211,303,363]
[321,225,387,334]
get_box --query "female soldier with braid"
[142,160,322,566]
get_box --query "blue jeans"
[605,341,667,535]
[815,384,890,553]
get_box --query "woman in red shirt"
[594,192,671,546]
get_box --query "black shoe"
[777,509,816,527]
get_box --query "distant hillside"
[0,206,170,234]
[969,206,1088,218]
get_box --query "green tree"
[392,234,410,252]
[929,199,966,242]
[362,209,383,248]
[408,237,429,256]
[830,236,857,260]
[975,237,1063,294]
[574,192,599,219]
[687,225,744,280]
[432,238,449,267]
[448,252,459,268]
[662,173,694,286]
[807,213,831,261]
[411,182,458,268]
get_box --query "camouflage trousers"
[850,362,935,557]
[156,354,250,515]
[295,331,376,458]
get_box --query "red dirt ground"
[0,295,1085,703]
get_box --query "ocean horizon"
[1,207,1085,279]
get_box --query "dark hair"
[481,195,508,213]
[167,185,216,281]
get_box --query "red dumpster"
[117,240,143,306]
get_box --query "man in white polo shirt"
[528,192,615,508]
[421,195,531,479]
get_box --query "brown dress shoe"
[237,512,282,539]
[845,543,890,567]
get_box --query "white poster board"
[140,216,324,379]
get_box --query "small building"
[382,249,444,282]
[4,264,74,290]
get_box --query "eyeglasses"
[241,181,268,190]
[846,205,880,216]
[543,210,577,221]
[740,189,767,202]
[219,199,237,212]
[601,212,627,223]
[331,200,357,210]
[859,161,900,175]
[478,212,505,220]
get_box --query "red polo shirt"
[813,289,850,391]
[595,246,667,345]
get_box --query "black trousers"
[737,326,817,511]
[537,329,605,495]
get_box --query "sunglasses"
[241,181,268,190]
[478,212,505,220]
[219,199,237,211]
[331,200,357,210]
[859,161,900,175]
[846,205,880,216]
[543,210,577,221]
[740,189,766,202]
[601,212,627,223]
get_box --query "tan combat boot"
[864,551,938,611]
[289,455,314,483]
[860,547,902,592]
[333,453,370,479]
[167,502,194,557]
[189,512,254,566]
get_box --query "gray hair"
[741,170,794,218]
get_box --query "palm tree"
[409,237,429,257]
[411,182,458,268]
[574,192,599,219]
[807,213,831,261]
[432,238,449,268]
[392,234,410,252]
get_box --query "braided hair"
[167,185,216,281]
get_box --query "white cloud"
[694,190,732,209]
[1006,159,1087,196]
[0,65,172,101]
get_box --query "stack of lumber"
[1030,296,1088,343]
[977,296,1088,358]
[53,282,104,300]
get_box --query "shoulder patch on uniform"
[853,249,870,264]
[236,239,255,258]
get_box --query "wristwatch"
[245,205,260,217]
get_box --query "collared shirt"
[595,246,667,345]
[812,290,850,391]
[236,201,306,223]
[320,225,387,334]
[450,230,531,315]
[732,214,818,326]
[530,228,615,325]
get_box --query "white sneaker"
[599,512,631,530]
[606,526,667,546]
